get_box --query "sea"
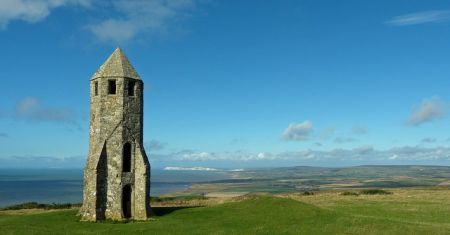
[0,168,233,208]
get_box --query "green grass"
[1,191,450,234]
[150,195,207,203]
[1,202,81,211]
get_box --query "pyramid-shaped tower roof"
[92,48,141,80]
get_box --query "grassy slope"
[293,188,450,227]
[1,189,450,234]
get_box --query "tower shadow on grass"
[151,206,199,216]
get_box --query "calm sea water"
[0,169,232,208]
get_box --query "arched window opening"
[123,143,132,172]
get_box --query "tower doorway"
[122,185,132,218]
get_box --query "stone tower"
[79,48,151,221]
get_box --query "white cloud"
[87,0,197,44]
[282,120,313,141]
[181,151,213,161]
[389,154,398,160]
[407,97,447,126]
[5,145,450,168]
[280,145,450,163]
[241,152,278,161]
[387,10,450,26]
[164,166,244,171]
[164,166,218,171]
[145,145,450,165]
[0,0,91,29]
[0,0,201,44]
[152,150,283,162]
[229,168,244,172]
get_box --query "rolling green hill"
[1,189,450,234]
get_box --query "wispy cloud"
[387,10,450,26]
[145,139,166,151]
[278,145,450,163]
[282,120,313,141]
[0,0,91,29]
[164,166,218,171]
[0,0,202,44]
[15,97,72,122]
[152,150,281,162]
[86,0,198,44]
[8,97,80,129]
[389,154,398,160]
[5,145,450,168]
[164,166,244,171]
[151,145,450,165]
[407,97,447,126]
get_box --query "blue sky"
[1,0,450,169]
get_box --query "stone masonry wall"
[80,52,151,221]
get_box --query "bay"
[0,168,232,208]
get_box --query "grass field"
[1,188,450,234]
